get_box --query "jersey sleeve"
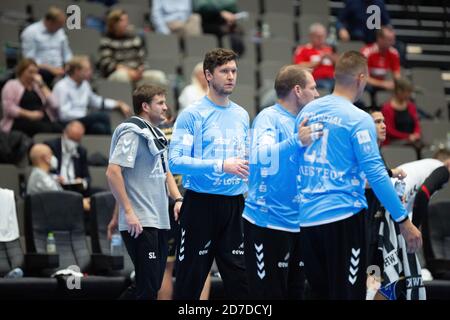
[109,131,140,168]
[168,110,222,175]
[350,115,408,222]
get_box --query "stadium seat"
[81,135,112,160]
[25,191,128,299]
[381,145,418,168]
[260,38,294,62]
[419,120,449,147]
[423,201,450,280]
[0,164,20,197]
[89,166,108,191]
[145,33,180,60]
[89,191,134,279]
[261,13,297,42]
[183,34,219,58]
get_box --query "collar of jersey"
[204,96,231,109]
[274,103,296,119]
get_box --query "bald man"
[27,143,62,194]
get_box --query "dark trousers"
[244,219,305,300]
[121,227,168,300]
[300,211,367,300]
[12,116,62,137]
[61,112,111,135]
[173,190,249,300]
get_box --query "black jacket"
[45,138,91,189]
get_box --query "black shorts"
[300,210,367,300]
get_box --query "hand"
[338,28,350,41]
[83,197,91,211]
[128,68,143,81]
[220,10,236,25]
[408,133,420,142]
[33,73,45,86]
[125,210,143,238]
[28,110,45,121]
[107,215,119,241]
[50,66,65,77]
[297,118,323,146]
[223,158,249,179]
[56,175,65,184]
[382,80,395,90]
[173,201,182,221]
[399,219,423,253]
[391,168,407,180]
[118,101,132,116]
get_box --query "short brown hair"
[334,51,368,86]
[433,148,450,162]
[15,58,38,77]
[132,84,166,115]
[44,6,65,22]
[274,65,310,99]
[203,48,238,78]
[106,9,126,35]
[394,77,414,95]
[66,55,89,76]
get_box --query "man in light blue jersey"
[244,65,321,299]
[169,48,250,299]
[294,51,422,300]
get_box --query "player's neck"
[332,86,357,103]
[278,99,300,117]
[207,89,229,107]
[138,113,158,127]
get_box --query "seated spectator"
[293,23,337,92]
[336,0,391,44]
[21,6,72,87]
[53,55,131,135]
[152,0,202,36]
[381,78,421,146]
[178,62,207,110]
[193,0,244,55]
[45,121,91,197]
[361,26,401,107]
[0,58,62,137]
[98,9,168,86]
[27,143,90,211]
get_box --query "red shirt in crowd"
[361,43,400,80]
[381,100,421,145]
[293,44,334,80]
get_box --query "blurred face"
[115,14,129,36]
[65,122,85,143]
[378,29,396,50]
[206,60,237,96]
[80,60,93,81]
[21,63,39,84]
[395,89,412,102]
[144,94,167,125]
[46,15,65,33]
[310,29,327,48]
[297,72,319,107]
[371,111,386,143]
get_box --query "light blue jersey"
[295,94,408,226]
[169,96,249,196]
[244,104,301,232]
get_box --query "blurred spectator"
[193,0,244,55]
[52,55,131,135]
[98,9,168,86]
[361,26,401,107]
[27,143,91,210]
[178,62,207,110]
[45,121,91,196]
[0,58,62,137]
[381,78,421,146]
[293,23,337,92]
[21,6,73,87]
[336,0,391,44]
[27,143,62,194]
[152,0,202,36]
